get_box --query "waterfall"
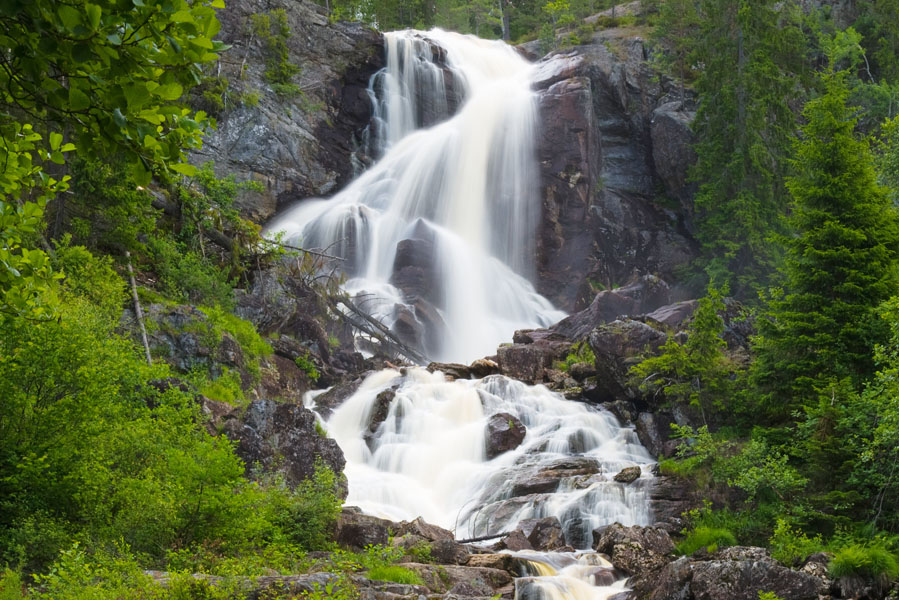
[273,28,657,598]
[265,29,564,364]
[309,367,654,548]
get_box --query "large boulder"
[586,319,667,403]
[592,523,675,575]
[485,413,527,459]
[628,546,826,600]
[335,508,392,551]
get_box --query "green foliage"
[0,124,69,322]
[768,519,824,566]
[0,0,224,184]
[365,565,424,585]
[146,236,235,309]
[52,236,126,320]
[758,593,785,600]
[554,341,595,372]
[631,286,736,424]
[676,526,737,555]
[275,459,344,552]
[0,569,25,600]
[829,543,899,580]
[251,10,301,94]
[200,305,273,363]
[193,368,246,406]
[65,159,158,254]
[296,352,322,383]
[751,63,899,419]
[687,0,806,296]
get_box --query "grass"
[676,526,737,555]
[829,544,899,580]
[365,565,424,585]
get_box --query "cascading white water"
[309,367,654,548]
[265,29,564,363]
[275,29,658,600]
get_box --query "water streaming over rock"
[275,29,658,600]
[309,367,654,544]
[265,29,564,363]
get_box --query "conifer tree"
[752,65,899,420]
[689,0,806,297]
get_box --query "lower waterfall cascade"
[270,27,659,600]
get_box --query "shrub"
[554,341,595,372]
[365,566,424,585]
[146,236,234,309]
[676,526,737,555]
[769,519,823,566]
[275,459,344,552]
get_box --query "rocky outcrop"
[190,0,384,222]
[531,33,699,312]
[627,546,827,600]
[222,398,346,490]
[551,275,672,340]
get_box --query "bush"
[365,566,424,585]
[554,341,595,372]
[829,543,899,580]
[146,237,235,309]
[676,526,737,555]
[769,519,823,566]
[275,459,344,552]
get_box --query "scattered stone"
[614,466,641,484]
[470,358,501,378]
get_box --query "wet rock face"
[532,36,699,312]
[192,0,384,223]
[485,413,527,459]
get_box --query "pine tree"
[752,66,899,420]
[689,0,806,298]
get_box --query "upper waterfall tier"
[265,30,565,364]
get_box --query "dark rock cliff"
[530,30,699,312]
[190,0,384,222]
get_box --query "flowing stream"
[271,29,656,600]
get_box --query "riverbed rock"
[627,546,825,600]
[470,358,501,378]
[518,517,567,551]
[593,523,675,575]
[614,466,642,484]
[428,362,472,380]
[485,413,527,459]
